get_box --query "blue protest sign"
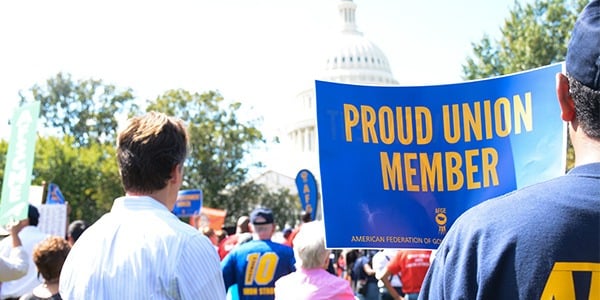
[173,189,202,217]
[316,63,566,249]
[46,183,66,204]
[295,169,318,220]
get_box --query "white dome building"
[283,0,398,180]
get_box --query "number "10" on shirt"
[245,252,280,285]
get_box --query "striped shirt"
[59,196,225,299]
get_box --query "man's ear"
[170,163,183,184]
[556,73,576,121]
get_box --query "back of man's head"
[117,111,189,194]
[300,211,312,223]
[250,207,275,240]
[68,220,87,244]
[28,204,40,226]
[236,216,250,233]
[565,0,600,138]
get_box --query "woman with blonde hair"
[275,221,354,300]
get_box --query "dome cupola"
[320,0,398,85]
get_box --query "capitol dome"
[320,0,398,85]
[280,0,398,180]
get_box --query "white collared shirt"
[0,245,28,282]
[59,196,226,299]
[0,226,48,299]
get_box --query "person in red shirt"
[284,211,312,247]
[378,249,432,300]
[218,216,252,260]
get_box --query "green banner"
[0,101,40,226]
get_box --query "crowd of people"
[0,204,87,300]
[194,206,433,300]
[0,2,598,299]
[0,203,432,300]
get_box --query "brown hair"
[201,226,216,238]
[117,111,189,193]
[33,236,71,281]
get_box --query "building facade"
[283,0,399,180]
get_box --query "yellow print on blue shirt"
[541,262,599,299]
[243,252,279,295]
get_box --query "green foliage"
[256,187,302,230]
[3,74,298,227]
[146,89,300,224]
[31,136,121,223]
[462,0,587,170]
[19,72,140,147]
[0,140,7,192]
[6,72,138,224]
[0,127,121,226]
[463,0,586,80]
[222,182,301,229]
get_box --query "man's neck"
[572,134,600,166]
[126,190,172,210]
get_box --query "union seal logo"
[435,208,447,234]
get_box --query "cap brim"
[252,221,273,225]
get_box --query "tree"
[463,0,585,80]
[254,187,302,230]
[31,136,122,223]
[19,72,140,147]
[462,0,587,169]
[222,182,301,229]
[146,89,298,224]
[0,140,7,193]
[4,75,298,226]
[7,73,139,224]
[1,135,123,224]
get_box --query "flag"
[295,169,318,221]
[46,183,65,204]
[0,101,41,226]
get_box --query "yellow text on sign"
[380,147,499,192]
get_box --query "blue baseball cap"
[250,207,274,225]
[566,0,600,90]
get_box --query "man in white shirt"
[59,112,226,299]
[0,220,28,282]
[0,205,48,300]
[372,249,403,300]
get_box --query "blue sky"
[0,0,531,160]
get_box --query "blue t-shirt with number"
[221,239,296,300]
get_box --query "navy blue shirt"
[419,163,600,299]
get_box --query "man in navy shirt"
[419,2,600,299]
[221,207,296,299]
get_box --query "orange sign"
[190,206,227,231]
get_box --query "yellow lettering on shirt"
[259,287,275,295]
[541,262,599,299]
[243,288,258,296]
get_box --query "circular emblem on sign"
[435,213,447,226]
